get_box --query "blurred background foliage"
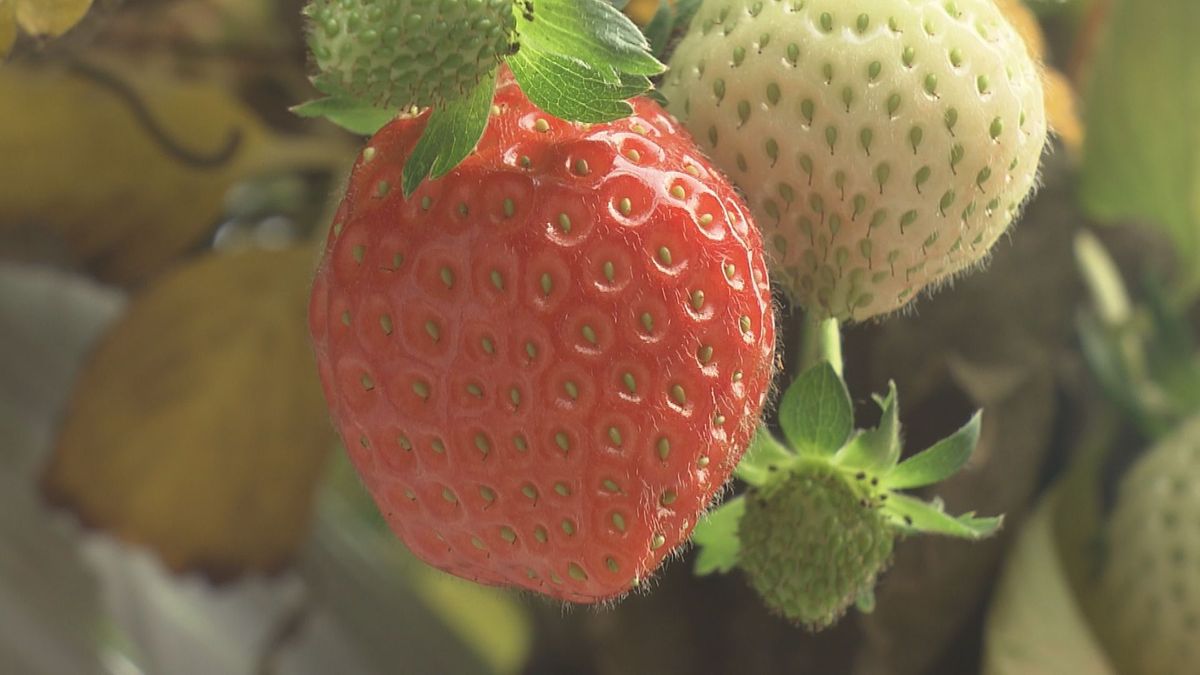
[1,0,1198,673]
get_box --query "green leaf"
[691,497,745,575]
[606,0,629,9]
[778,362,854,457]
[643,88,668,108]
[643,0,674,58]
[508,49,650,123]
[1076,311,1173,439]
[1074,231,1132,327]
[1141,279,1200,413]
[733,427,794,486]
[516,0,665,77]
[290,97,395,136]
[883,411,982,490]
[836,381,901,472]
[672,0,703,30]
[885,493,1002,539]
[401,71,497,197]
[1079,0,1200,288]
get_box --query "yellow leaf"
[1044,68,1084,154]
[995,0,1046,61]
[983,491,1116,675]
[15,0,92,38]
[42,247,335,579]
[625,0,659,25]
[0,54,351,285]
[0,0,16,59]
[408,566,533,675]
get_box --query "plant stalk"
[797,312,843,378]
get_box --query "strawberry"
[662,0,1047,320]
[304,0,517,109]
[692,364,1000,628]
[738,458,894,628]
[1095,415,1200,675]
[308,73,776,602]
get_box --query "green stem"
[797,313,843,378]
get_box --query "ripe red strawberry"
[308,75,776,602]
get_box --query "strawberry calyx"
[693,353,1001,628]
[295,0,665,196]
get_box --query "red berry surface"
[308,77,776,602]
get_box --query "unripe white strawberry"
[1095,415,1200,675]
[663,0,1047,320]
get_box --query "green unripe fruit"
[305,0,516,109]
[1096,414,1200,675]
[739,461,894,628]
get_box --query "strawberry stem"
[797,313,842,378]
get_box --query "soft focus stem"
[798,313,843,378]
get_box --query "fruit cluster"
[303,0,1043,610]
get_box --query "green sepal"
[778,362,854,458]
[734,427,795,487]
[836,381,901,473]
[883,411,982,490]
[692,497,745,575]
[291,96,395,136]
[401,70,498,197]
[508,51,649,123]
[884,493,1002,539]
[515,0,665,78]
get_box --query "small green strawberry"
[304,0,517,109]
[739,459,894,627]
[662,0,1048,320]
[297,0,665,195]
[1094,415,1200,675]
[693,359,1001,628]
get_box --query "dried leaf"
[42,247,335,579]
[0,55,350,285]
[0,0,15,59]
[15,0,92,38]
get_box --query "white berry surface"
[664,0,1047,320]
